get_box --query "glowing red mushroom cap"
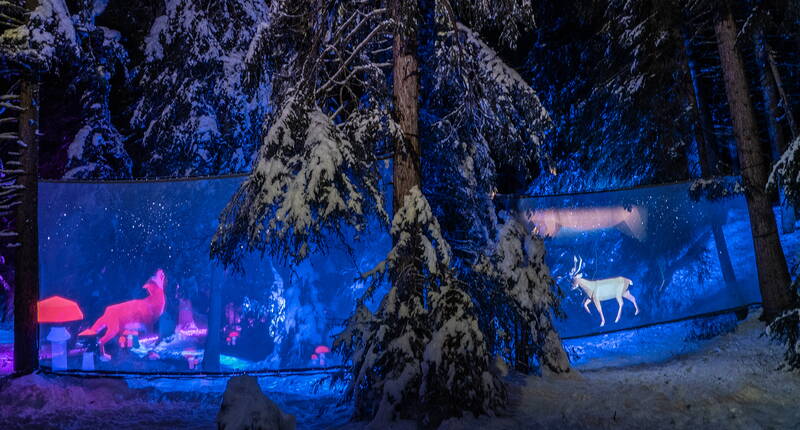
[38,296,84,323]
[314,345,330,354]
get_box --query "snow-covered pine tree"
[131,0,269,177]
[421,274,506,426]
[8,0,135,179]
[475,212,570,374]
[423,7,570,375]
[336,188,443,422]
[63,1,133,179]
[212,0,562,423]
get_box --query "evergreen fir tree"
[63,5,133,179]
[474,212,570,373]
[131,0,269,177]
[211,0,565,423]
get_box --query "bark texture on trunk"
[714,4,794,320]
[14,77,39,374]
[391,0,422,303]
[686,39,721,173]
[391,7,421,217]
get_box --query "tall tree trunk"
[391,0,422,302]
[754,29,789,159]
[203,268,222,372]
[686,43,722,173]
[683,31,738,287]
[714,4,794,320]
[765,42,798,139]
[753,26,796,233]
[14,75,39,374]
[391,5,421,216]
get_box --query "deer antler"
[569,256,579,277]
[570,256,586,277]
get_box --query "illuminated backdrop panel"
[514,182,760,338]
[38,179,761,372]
[39,178,388,372]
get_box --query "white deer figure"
[569,256,639,327]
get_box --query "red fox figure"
[80,269,167,361]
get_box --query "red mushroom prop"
[227,331,240,346]
[314,345,330,366]
[38,296,84,370]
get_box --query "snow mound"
[217,375,296,430]
[0,373,218,429]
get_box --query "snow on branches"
[421,281,505,424]
[58,2,132,179]
[766,305,800,371]
[438,0,535,50]
[475,213,570,373]
[0,0,78,67]
[336,188,502,425]
[131,0,269,177]
[334,190,446,424]
[769,136,800,207]
[336,284,429,424]
[432,22,551,175]
[211,0,398,267]
[424,20,551,263]
[368,187,450,280]
[211,95,386,268]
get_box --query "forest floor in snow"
[443,312,800,430]
[0,311,798,429]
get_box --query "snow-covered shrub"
[217,375,296,430]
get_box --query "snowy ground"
[0,311,797,429]
[446,312,800,430]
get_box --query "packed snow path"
[0,313,798,429]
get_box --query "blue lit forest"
[2,1,800,429]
